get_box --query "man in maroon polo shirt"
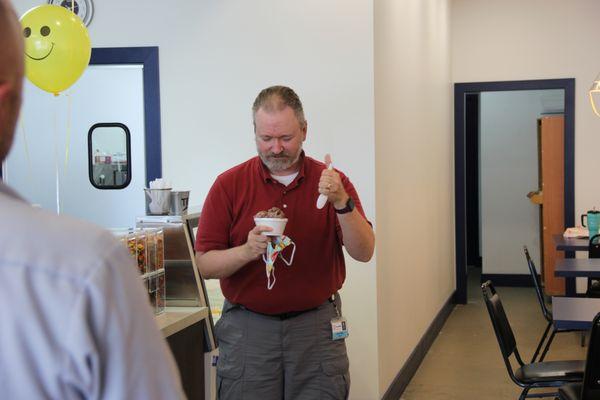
[195,85,375,400]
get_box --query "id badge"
[331,317,349,340]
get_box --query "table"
[553,234,588,252]
[553,234,591,295]
[555,259,600,278]
[552,296,600,330]
[555,259,600,296]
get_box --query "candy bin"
[144,229,157,273]
[113,229,165,315]
[143,228,165,273]
[110,229,129,246]
[126,231,137,260]
[155,228,164,270]
[133,230,147,274]
[144,269,166,315]
[157,270,166,312]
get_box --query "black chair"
[557,312,600,400]
[586,235,600,298]
[524,247,584,362]
[481,280,584,399]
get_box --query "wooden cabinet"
[538,115,565,295]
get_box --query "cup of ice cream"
[254,207,288,236]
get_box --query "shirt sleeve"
[335,173,372,241]
[343,174,369,222]
[195,178,233,252]
[60,240,185,400]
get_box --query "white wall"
[452,0,600,226]
[13,1,379,398]
[480,90,563,275]
[374,0,454,394]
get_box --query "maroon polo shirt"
[195,152,369,314]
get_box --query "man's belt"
[239,305,318,320]
[235,294,338,320]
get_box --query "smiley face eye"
[23,27,31,38]
[40,26,50,36]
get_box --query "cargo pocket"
[216,353,244,400]
[217,352,244,379]
[320,356,350,400]
[215,302,246,399]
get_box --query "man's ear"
[0,81,13,128]
[302,121,307,141]
[0,81,11,103]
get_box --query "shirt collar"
[258,151,306,184]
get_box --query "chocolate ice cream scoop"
[254,207,288,236]
[255,207,286,219]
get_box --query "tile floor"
[400,270,587,400]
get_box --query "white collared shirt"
[0,182,185,399]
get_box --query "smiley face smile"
[25,42,55,61]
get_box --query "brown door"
[538,115,565,295]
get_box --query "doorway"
[3,47,162,229]
[454,79,575,304]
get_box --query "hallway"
[401,271,587,399]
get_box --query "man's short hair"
[0,0,21,66]
[0,0,10,17]
[252,85,306,128]
[0,0,18,30]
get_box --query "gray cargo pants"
[215,293,350,400]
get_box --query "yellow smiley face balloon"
[20,5,91,95]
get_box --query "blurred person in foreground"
[195,85,375,399]
[0,1,185,398]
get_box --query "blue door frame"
[90,46,162,187]
[454,79,575,304]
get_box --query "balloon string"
[53,96,60,215]
[71,0,74,13]
[64,92,71,170]
[18,119,34,187]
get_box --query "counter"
[156,306,208,337]
[156,306,209,400]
